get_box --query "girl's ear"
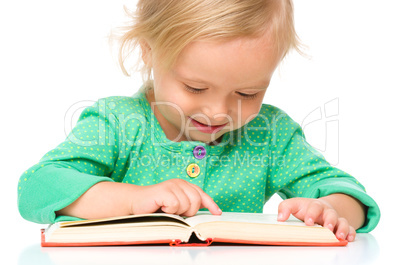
[140,39,152,67]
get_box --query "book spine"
[169,238,213,247]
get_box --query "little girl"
[18,0,380,242]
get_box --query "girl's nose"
[201,100,231,123]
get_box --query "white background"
[1,0,401,264]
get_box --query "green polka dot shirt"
[17,89,380,232]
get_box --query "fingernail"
[278,213,283,220]
[307,218,314,225]
[327,224,334,231]
[338,233,345,240]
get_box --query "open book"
[41,212,347,247]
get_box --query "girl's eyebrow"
[175,72,269,90]
[237,85,269,90]
[173,71,212,86]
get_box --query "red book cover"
[41,229,348,247]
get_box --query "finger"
[304,200,325,226]
[159,195,179,214]
[192,184,222,215]
[171,187,193,215]
[322,208,338,232]
[157,179,193,215]
[181,185,203,217]
[334,217,349,240]
[157,191,185,215]
[346,226,356,242]
[277,198,304,221]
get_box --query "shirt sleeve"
[18,98,121,224]
[269,110,380,233]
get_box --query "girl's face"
[145,30,283,144]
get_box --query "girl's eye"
[237,92,258,99]
[184,84,258,99]
[184,85,205,94]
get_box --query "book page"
[58,213,189,227]
[184,212,321,228]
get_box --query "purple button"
[193,146,206,159]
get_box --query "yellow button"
[186,163,201,178]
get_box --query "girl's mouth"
[189,117,228,134]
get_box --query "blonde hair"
[114,0,302,86]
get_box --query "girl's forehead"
[191,27,277,52]
[172,34,281,88]
[176,28,282,67]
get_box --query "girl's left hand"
[277,197,356,242]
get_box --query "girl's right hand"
[130,179,222,217]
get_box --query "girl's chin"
[184,130,226,145]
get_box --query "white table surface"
[5,198,399,265]
[12,234,383,265]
